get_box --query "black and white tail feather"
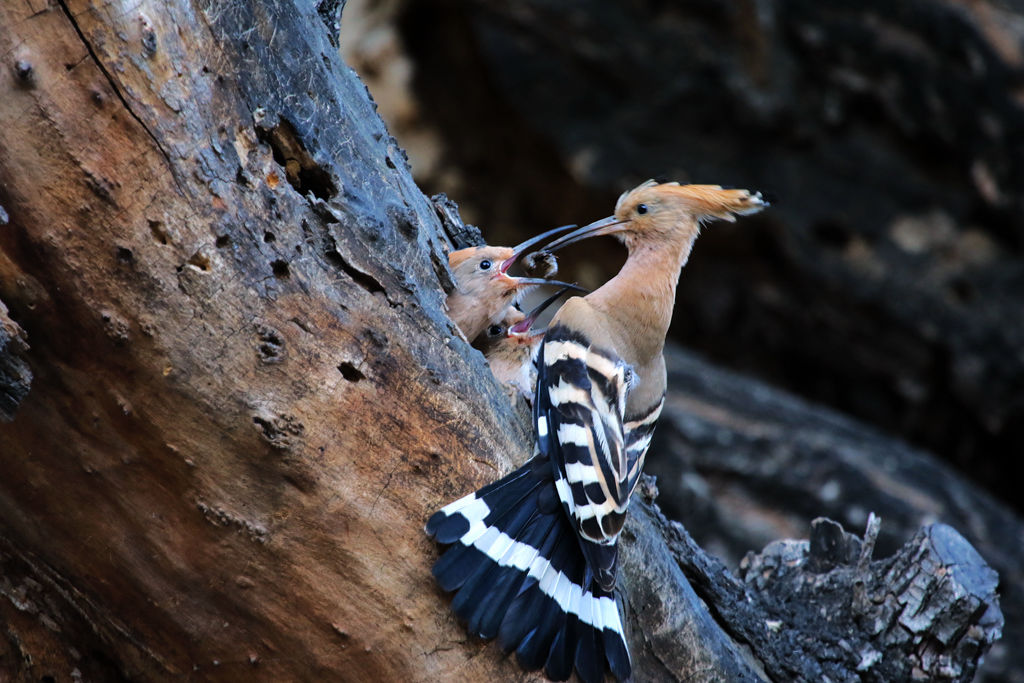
[426,325,664,682]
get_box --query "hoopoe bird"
[427,181,767,682]
[447,225,583,341]
[474,287,576,405]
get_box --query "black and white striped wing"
[535,326,639,589]
[426,323,642,681]
[622,397,663,483]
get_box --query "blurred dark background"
[340,0,1024,677]
[342,0,1024,511]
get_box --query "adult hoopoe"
[474,287,576,405]
[427,181,767,682]
[447,225,583,341]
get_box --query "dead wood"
[0,2,1002,682]
[0,299,31,421]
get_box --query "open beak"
[499,224,577,274]
[542,215,630,253]
[510,286,576,338]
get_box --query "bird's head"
[448,245,518,291]
[473,307,534,359]
[544,180,768,253]
[474,286,575,356]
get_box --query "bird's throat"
[589,238,693,365]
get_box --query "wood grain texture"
[0,1,524,679]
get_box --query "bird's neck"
[589,237,694,366]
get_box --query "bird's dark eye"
[479,260,492,270]
[636,204,648,215]
[488,325,502,336]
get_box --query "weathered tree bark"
[0,299,32,421]
[0,1,523,679]
[0,2,1003,682]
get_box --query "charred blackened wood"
[0,300,31,421]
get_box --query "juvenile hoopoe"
[474,287,576,405]
[427,181,767,683]
[447,226,583,340]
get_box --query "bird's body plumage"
[428,182,767,682]
[535,323,664,592]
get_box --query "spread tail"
[425,456,631,682]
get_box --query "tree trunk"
[0,2,1002,682]
[0,1,525,679]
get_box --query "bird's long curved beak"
[499,224,577,274]
[542,216,629,253]
[510,286,576,336]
